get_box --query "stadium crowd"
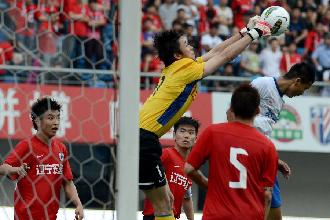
[0,0,329,93]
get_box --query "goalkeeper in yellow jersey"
[139,16,272,220]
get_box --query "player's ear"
[295,77,301,84]
[174,52,183,60]
[255,107,260,115]
[35,117,41,129]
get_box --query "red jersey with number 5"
[187,122,278,220]
[5,136,73,220]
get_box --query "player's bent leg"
[267,177,282,220]
[139,129,174,219]
[143,185,174,219]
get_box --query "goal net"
[0,0,119,219]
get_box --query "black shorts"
[143,215,155,220]
[139,128,167,190]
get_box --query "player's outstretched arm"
[203,19,271,78]
[0,163,28,177]
[201,15,261,62]
[201,33,242,62]
[63,180,84,220]
[184,163,208,190]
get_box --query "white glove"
[247,19,271,40]
[239,15,261,36]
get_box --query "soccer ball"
[261,6,290,36]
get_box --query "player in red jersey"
[185,84,278,220]
[143,117,200,220]
[4,97,84,220]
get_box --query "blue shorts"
[271,177,282,208]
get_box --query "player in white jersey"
[251,62,315,220]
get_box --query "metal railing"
[1,65,329,89]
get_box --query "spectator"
[304,22,326,57]
[101,0,117,70]
[240,41,262,77]
[141,18,157,57]
[176,8,188,25]
[231,0,254,29]
[35,0,61,66]
[178,0,199,35]
[159,0,178,30]
[305,6,318,28]
[285,7,308,53]
[183,23,200,54]
[216,63,236,92]
[203,0,220,28]
[312,33,330,81]
[280,42,302,74]
[140,49,162,89]
[321,8,330,27]
[217,0,233,38]
[7,0,36,50]
[0,36,13,75]
[260,38,282,77]
[142,5,163,32]
[85,0,106,70]
[201,23,222,54]
[172,19,184,33]
[69,0,90,69]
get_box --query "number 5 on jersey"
[229,147,248,189]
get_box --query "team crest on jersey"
[310,106,330,144]
[59,152,64,161]
[271,104,303,142]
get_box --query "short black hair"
[231,84,260,120]
[174,117,200,134]
[153,30,183,67]
[283,62,315,84]
[31,97,61,130]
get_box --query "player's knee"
[152,194,172,214]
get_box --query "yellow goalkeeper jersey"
[140,57,204,137]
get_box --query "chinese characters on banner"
[0,83,212,145]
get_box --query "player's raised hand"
[254,19,271,38]
[247,15,261,30]
[247,18,271,40]
[75,205,84,220]
[278,159,291,179]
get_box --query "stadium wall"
[0,83,330,217]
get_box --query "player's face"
[178,36,195,60]
[38,110,60,138]
[286,80,313,98]
[174,125,197,149]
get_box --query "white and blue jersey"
[251,76,284,137]
[251,76,284,208]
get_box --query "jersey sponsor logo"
[310,105,330,144]
[36,164,63,175]
[155,165,163,178]
[264,106,280,123]
[59,152,64,161]
[169,171,190,190]
[271,104,303,142]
